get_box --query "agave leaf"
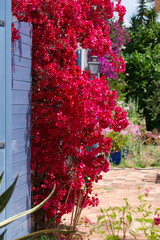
[0,230,6,240]
[0,184,56,229]
[0,176,18,214]
[16,228,74,240]
[0,172,4,188]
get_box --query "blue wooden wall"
[11,22,32,239]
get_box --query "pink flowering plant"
[102,128,129,152]
[100,21,130,80]
[102,122,141,153]
[125,150,158,168]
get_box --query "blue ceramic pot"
[110,151,121,165]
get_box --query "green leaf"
[0,176,18,214]
[113,221,120,227]
[116,207,122,213]
[16,229,74,240]
[143,218,153,224]
[114,226,122,230]
[0,184,56,228]
[127,214,132,225]
[0,230,6,240]
[155,208,160,215]
[0,172,4,188]
[101,220,107,225]
[112,211,116,219]
[97,215,105,223]
[136,218,144,222]
[136,227,145,232]
[130,230,137,240]
[100,208,104,213]
[104,208,111,213]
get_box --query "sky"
[121,0,139,26]
[121,0,160,26]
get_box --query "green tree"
[124,0,160,131]
[137,0,148,24]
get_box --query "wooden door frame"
[0,0,12,239]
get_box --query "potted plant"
[102,128,129,165]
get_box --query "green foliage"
[146,63,160,123]
[123,0,160,130]
[0,175,18,215]
[130,0,158,27]
[137,0,148,25]
[108,131,129,152]
[91,198,135,239]
[16,229,74,240]
[0,184,56,229]
[90,191,160,239]
[107,73,128,102]
[122,99,143,125]
[135,196,160,239]
[0,172,4,187]
[0,230,6,240]
[0,173,61,239]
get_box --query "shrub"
[12,0,129,225]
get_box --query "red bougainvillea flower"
[154,215,160,225]
[12,0,129,224]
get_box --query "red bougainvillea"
[11,23,20,42]
[12,0,128,224]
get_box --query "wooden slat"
[11,22,32,239]
[12,184,30,204]
[12,65,32,82]
[12,161,28,179]
[12,152,27,164]
[12,115,27,130]
[12,217,31,239]
[12,197,28,216]
[12,55,32,68]
[12,137,30,154]
[14,22,32,36]
[19,33,32,45]
[12,104,31,115]
[12,129,26,139]
[12,90,31,105]
[12,41,32,59]
[13,80,31,91]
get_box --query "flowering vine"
[100,22,130,79]
[12,0,129,224]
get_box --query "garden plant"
[123,0,160,131]
[12,0,129,229]
[10,0,160,238]
[89,189,160,240]
[0,172,69,240]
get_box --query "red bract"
[11,23,20,42]
[12,0,128,224]
[154,217,160,226]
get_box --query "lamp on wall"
[88,55,100,78]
